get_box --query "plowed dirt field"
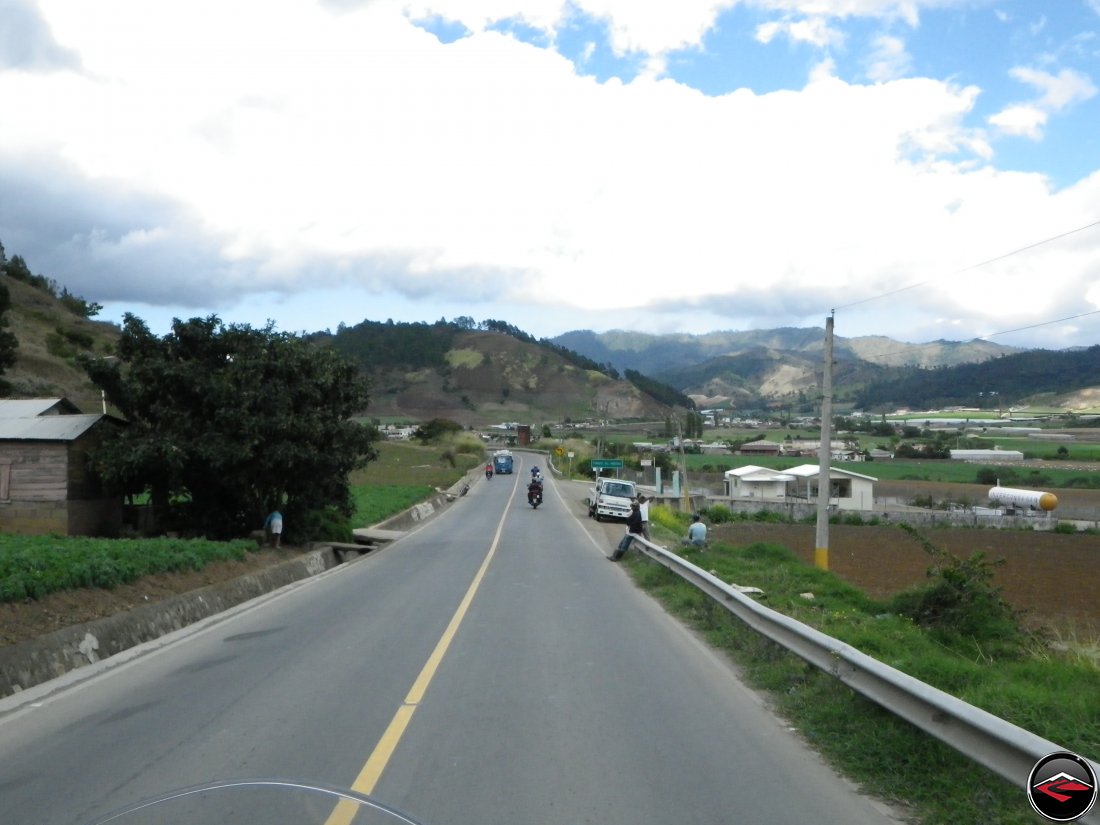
[711,521,1100,637]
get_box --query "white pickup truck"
[587,477,637,522]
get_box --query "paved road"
[0,458,902,825]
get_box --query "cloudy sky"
[2,0,1099,349]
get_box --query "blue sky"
[1,0,1099,350]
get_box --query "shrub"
[750,509,789,523]
[649,505,687,532]
[888,525,1022,650]
[975,468,998,485]
[702,504,734,523]
[293,506,354,543]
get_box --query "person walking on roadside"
[264,509,284,548]
[610,500,644,561]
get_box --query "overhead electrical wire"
[832,218,1100,313]
[980,308,1100,341]
[823,218,1100,364]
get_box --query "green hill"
[1,273,120,412]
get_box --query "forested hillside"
[313,317,690,420]
[0,239,118,410]
[852,346,1100,410]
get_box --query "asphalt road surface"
[0,457,903,825]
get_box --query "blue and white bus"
[492,450,514,474]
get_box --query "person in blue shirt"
[264,509,284,548]
[682,513,707,547]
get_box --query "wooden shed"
[0,398,123,536]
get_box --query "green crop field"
[349,439,484,526]
[0,536,253,602]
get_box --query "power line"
[832,218,1100,312]
[980,308,1100,341]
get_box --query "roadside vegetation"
[0,439,478,607]
[350,438,483,527]
[0,536,254,602]
[635,506,1099,825]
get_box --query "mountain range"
[4,267,1099,421]
[548,328,1073,413]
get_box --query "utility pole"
[676,413,690,512]
[815,313,835,571]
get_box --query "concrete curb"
[0,467,484,698]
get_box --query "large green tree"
[82,314,378,540]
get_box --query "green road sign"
[591,459,624,469]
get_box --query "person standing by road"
[637,494,651,540]
[264,509,284,548]
[610,500,644,561]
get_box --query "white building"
[949,449,1025,461]
[782,464,877,511]
[724,465,797,500]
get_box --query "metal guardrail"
[629,536,1100,823]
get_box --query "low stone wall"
[694,496,1065,531]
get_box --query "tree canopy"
[82,314,378,540]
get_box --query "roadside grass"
[350,439,483,527]
[0,536,253,602]
[627,509,1099,825]
[350,485,435,528]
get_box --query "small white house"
[783,464,877,511]
[724,465,797,500]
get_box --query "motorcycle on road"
[527,480,543,509]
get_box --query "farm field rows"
[710,515,1100,640]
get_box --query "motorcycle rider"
[527,474,543,505]
[485,463,493,479]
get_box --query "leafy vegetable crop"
[0,536,251,602]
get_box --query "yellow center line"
[326,472,520,824]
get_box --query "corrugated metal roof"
[0,398,82,418]
[784,463,878,482]
[0,414,105,441]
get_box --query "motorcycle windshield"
[82,779,426,825]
